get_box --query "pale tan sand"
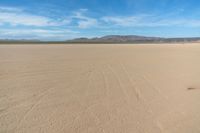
[1,43,200,133]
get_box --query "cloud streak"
[1,5,200,40]
[0,6,70,26]
[101,15,200,27]
[0,6,23,12]
[71,9,98,29]
[0,28,79,40]
[1,6,200,28]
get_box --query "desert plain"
[0,43,200,133]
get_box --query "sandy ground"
[0,44,200,133]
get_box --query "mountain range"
[1,35,200,44]
[67,35,200,43]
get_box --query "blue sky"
[0,0,200,40]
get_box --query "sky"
[0,0,200,40]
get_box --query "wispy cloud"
[0,28,79,40]
[1,5,200,40]
[101,15,200,27]
[0,6,70,26]
[0,12,54,26]
[153,18,200,27]
[0,6,98,28]
[0,6,23,12]
[102,16,142,27]
[71,9,98,29]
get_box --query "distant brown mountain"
[1,35,200,44]
[67,35,200,43]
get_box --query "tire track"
[106,62,165,133]
[13,69,93,132]
[101,68,108,98]
[14,87,54,131]
[120,62,165,101]
[140,74,169,101]
[119,62,168,133]
[0,69,93,119]
[107,64,131,106]
[119,62,142,101]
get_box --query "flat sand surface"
[1,44,200,133]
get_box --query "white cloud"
[0,28,79,40]
[0,12,53,26]
[0,6,23,12]
[154,19,200,27]
[77,18,97,29]
[101,15,200,27]
[72,9,98,29]
[102,16,141,26]
[0,6,70,27]
[1,6,200,40]
[0,6,81,40]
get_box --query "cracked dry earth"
[0,44,200,133]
